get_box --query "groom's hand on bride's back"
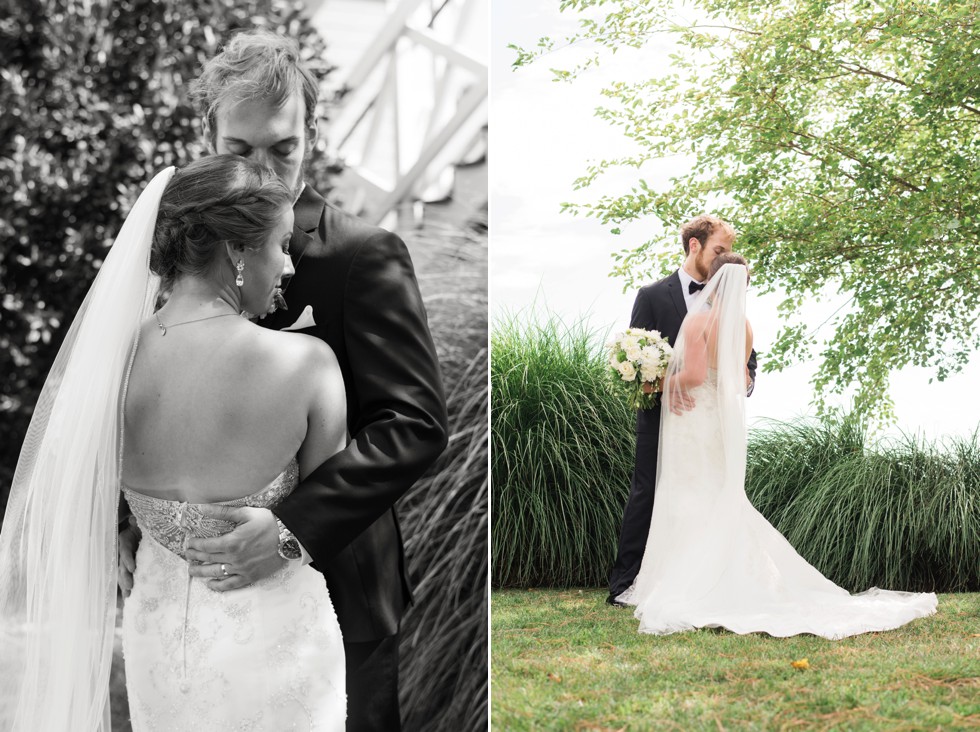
[185,506,283,591]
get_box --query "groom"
[606,214,756,606]
[118,30,448,731]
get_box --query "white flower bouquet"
[605,328,673,409]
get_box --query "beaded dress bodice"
[122,458,300,560]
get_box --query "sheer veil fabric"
[0,168,175,730]
[618,263,937,639]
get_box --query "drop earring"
[235,259,245,287]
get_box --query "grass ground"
[492,589,980,731]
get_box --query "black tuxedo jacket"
[259,185,448,642]
[631,270,757,434]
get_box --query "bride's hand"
[670,390,696,415]
[118,517,142,599]
[184,506,284,591]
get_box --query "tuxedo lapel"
[258,184,325,331]
[666,271,687,324]
[294,184,326,237]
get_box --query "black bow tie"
[688,281,705,295]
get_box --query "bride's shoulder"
[249,325,339,374]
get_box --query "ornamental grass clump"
[397,213,488,732]
[491,314,635,588]
[398,350,487,732]
[747,417,980,593]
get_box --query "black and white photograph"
[0,1,487,730]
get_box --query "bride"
[618,253,937,639]
[0,156,346,730]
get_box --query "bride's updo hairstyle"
[708,251,750,282]
[150,154,292,293]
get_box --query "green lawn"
[492,589,980,731]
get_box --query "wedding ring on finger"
[220,563,230,577]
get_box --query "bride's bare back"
[122,315,345,503]
[672,310,754,391]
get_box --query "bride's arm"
[297,341,347,480]
[667,319,709,392]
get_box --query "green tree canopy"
[512,0,980,419]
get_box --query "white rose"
[625,345,642,362]
[617,361,637,381]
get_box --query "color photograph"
[491,0,980,729]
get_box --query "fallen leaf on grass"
[791,658,810,670]
[547,672,562,683]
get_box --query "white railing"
[327,0,488,226]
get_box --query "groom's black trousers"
[608,425,661,598]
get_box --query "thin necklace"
[155,309,240,336]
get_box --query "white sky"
[490,0,980,440]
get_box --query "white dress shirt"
[676,267,705,313]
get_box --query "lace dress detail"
[121,459,345,731]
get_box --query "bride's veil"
[662,261,749,484]
[628,262,750,616]
[0,167,174,730]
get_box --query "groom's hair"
[680,214,735,255]
[190,29,320,147]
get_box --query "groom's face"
[213,91,311,200]
[693,230,734,280]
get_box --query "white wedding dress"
[617,264,937,639]
[121,458,345,731]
